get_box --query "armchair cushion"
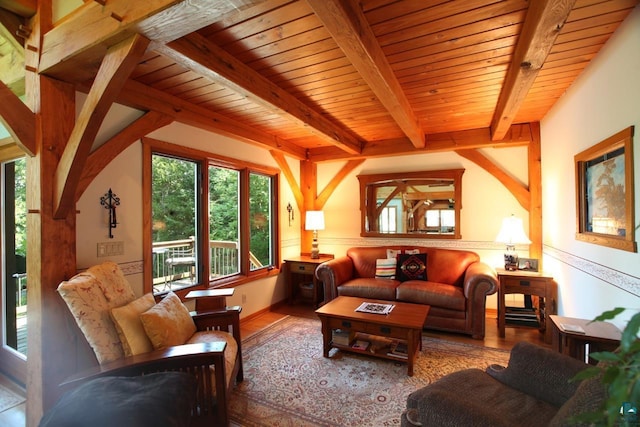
[140,292,197,349]
[110,293,155,356]
[58,273,127,364]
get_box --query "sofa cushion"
[337,278,399,300]
[140,292,197,349]
[375,258,397,279]
[487,341,588,407]
[396,253,427,282]
[404,369,558,427]
[110,293,156,356]
[396,280,466,311]
[548,374,607,427]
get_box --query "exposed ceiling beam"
[54,34,149,218]
[455,148,530,211]
[115,79,308,160]
[160,33,362,155]
[76,111,174,201]
[0,79,34,155]
[39,0,267,81]
[306,0,425,149]
[0,0,36,17]
[491,0,576,140]
[308,124,533,162]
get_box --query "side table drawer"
[501,277,547,294]
[289,262,316,274]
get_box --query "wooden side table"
[497,268,557,343]
[550,315,621,364]
[284,255,334,307]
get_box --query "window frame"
[143,137,280,294]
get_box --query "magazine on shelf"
[355,302,395,315]
[351,340,370,351]
[559,323,586,334]
[387,340,408,359]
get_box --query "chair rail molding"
[544,245,640,297]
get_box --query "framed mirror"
[358,169,464,239]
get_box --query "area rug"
[0,383,25,412]
[229,316,510,426]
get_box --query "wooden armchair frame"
[59,306,243,427]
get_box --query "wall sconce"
[100,188,120,238]
[305,210,325,259]
[495,214,531,270]
[286,202,294,226]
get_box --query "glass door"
[0,157,27,383]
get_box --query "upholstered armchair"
[56,261,242,426]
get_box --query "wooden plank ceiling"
[1,0,638,161]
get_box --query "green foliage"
[572,308,640,426]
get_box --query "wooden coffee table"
[315,296,430,376]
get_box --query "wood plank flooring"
[0,303,547,426]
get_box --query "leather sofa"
[400,341,604,427]
[315,246,498,339]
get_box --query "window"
[145,140,279,294]
[379,206,397,233]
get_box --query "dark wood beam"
[76,111,174,201]
[160,33,362,155]
[491,0,576,140]
[54,34,149,218]
[0,79,34,155]
[39,0,267,81]
[307,0,425,149]
[115,79,308,160]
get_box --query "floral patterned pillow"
[58,275,125,364]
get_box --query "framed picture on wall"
[517,258,538,272]
[574,126,637,252]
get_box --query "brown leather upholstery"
[316,246,498,339]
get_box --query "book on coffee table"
[355,302,395,315]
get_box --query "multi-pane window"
[147,144,278,294]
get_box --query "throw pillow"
[140,292,196,349]
[375,258,396,279]
[396,253,428,282]
[110,293,156,356]
[386,249,401,259]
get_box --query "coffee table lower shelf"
[329,332,413,363]
[316,296,430,376]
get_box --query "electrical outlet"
[97,241,125,257]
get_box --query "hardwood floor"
[0,303,547,426]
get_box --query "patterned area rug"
[230,316,510,426]
[0,383,25,412]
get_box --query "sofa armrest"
[462,261,498,299]
[315,257,355,302]
[487,341,588,407]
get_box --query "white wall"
[541,5,640,328]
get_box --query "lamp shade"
[305,211,325,231]
[495,215,531,245]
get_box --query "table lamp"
[495,215,531,270]
[305,210,325,259]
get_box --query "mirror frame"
[357,169,464,239]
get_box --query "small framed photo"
[518,258,538,272]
